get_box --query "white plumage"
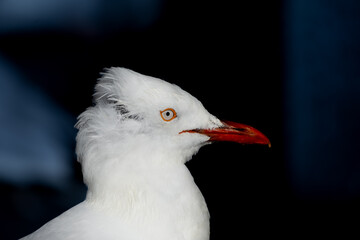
[21,68,269,240]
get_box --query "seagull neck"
[84,146,194,205]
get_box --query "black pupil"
[166,111,171,116]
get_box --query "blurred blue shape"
[285,0,360,199]
[0,0,162,33]
[0,55,76,188]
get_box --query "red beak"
[181,120,271,147]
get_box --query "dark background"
[1,0,359,239]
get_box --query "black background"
[1,0,359,239]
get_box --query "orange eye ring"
[160,108,177,122]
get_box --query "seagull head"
[75,68,270,189]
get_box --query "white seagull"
[21,68,270,240]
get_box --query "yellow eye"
[160,108,177,122]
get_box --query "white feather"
[21,68,223,240]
